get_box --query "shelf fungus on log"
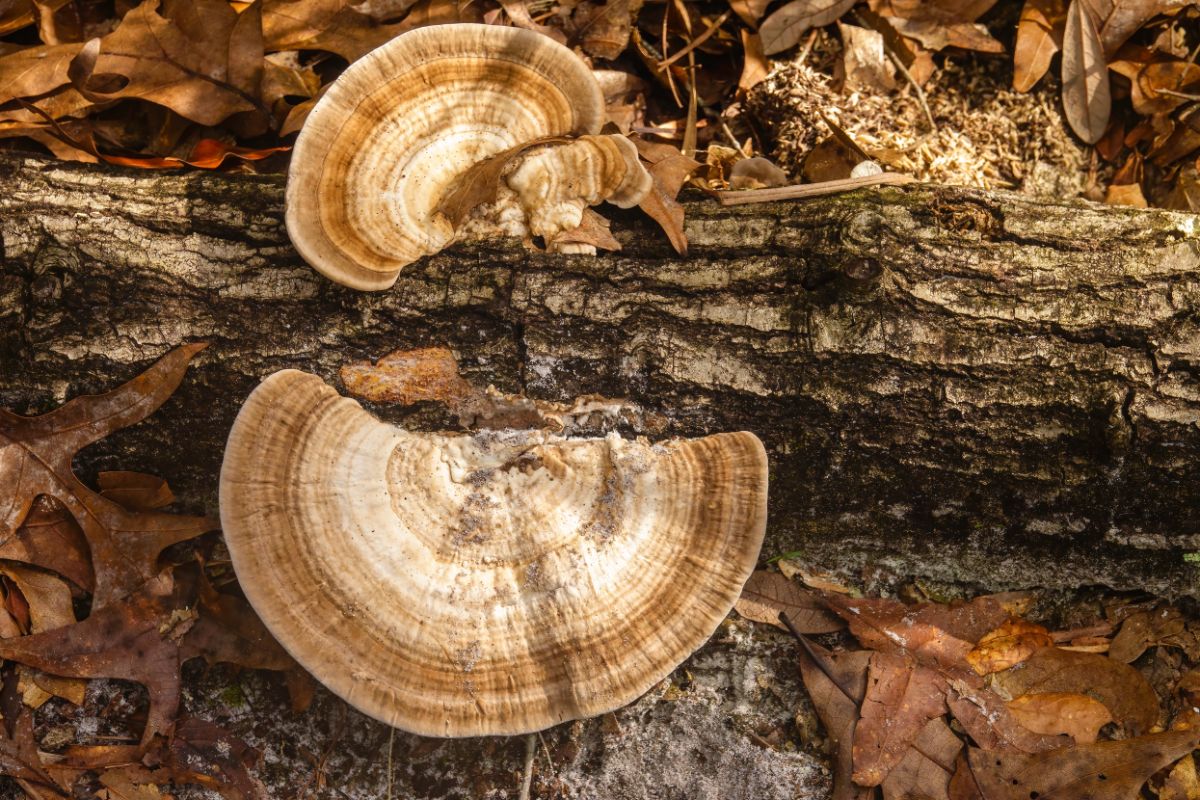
[218,370,768,736]
[285,23,652,291]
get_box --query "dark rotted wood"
[3,153,1200,598]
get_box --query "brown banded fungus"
[286,23,652,290]
[219,370,769,736]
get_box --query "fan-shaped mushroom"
[219,370,768,737]
[287,23,652,290]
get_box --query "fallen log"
[4,153,1200,599]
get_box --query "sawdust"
[747,34,1094,199]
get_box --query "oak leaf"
[853,651,948,786]
[1108,605,1198,662]
[990,647,1159,735]
[0,343,216,607]
[967,727,1200,800]
[67,0,266,127]
[796,638,873,800]
[735,570,843,633]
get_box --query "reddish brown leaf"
[0,344,216,607]
[571,0,637,61]
[97,471,175,512]
[797,639,873,800]
[66,0,266,126]
[1013,0,1066,91]
[1005,692,1113,744]
[853,651,948,786]
[991,647,1159,735]
[1108,605,1198,662]
[888,17,1005,53]
[1,496,93,592]
[966,618,1054,675]
[820,593,988,670]
[967,728,1200,800]
[945,681,1070,753]
[179,568,299,676]
[760,0,857,55]
[880,717,962,800]
[433,136,565,228]
[1061,0,1112,143]
[735,570,844,632]
[0,709,58,792]
[0,569,195,747]
[638,175,688,255]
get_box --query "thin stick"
[658,10,731,68]
[717,173,916,206]
[518,732,536,800]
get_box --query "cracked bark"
[3,153,1200,599]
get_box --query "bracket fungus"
[286,23,652,290]
[219,370,768,737]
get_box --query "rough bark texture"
[2,152,1200,797]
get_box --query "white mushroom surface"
[286,23,605,291]
[219,370,769,737]
[506,134,653,245]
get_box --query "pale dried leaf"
[1061,0,1111,143]
[760,0,857,55]
[735,570,843,632]
[1013,0,1066,91]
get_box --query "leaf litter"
[0,345,309,798]
[738,566,1200,800]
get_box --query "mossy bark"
[4,154,1200,598]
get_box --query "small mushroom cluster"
[220,370,768,736]
[286,23,654,290]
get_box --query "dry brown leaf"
[1006,691,1113,744]
[0,569,194,747]
[991,646,1160,735]
[1109,606,1198,662]
[735,570,844,632]
[796,639,874,800]
[1061,0,1112,143]
[262,0,474,61]
[966,618,1055,675]
[97,471,175,512]
[1013,0,1066,91]
[726,0,771,26]
[1098,0,1190,57]
[0,564,74,633]
[0,709,59,792]
[66,0,266,127]
[968,728,1200,800]
[0,496,93,593]
[760,0,857,55]
[548,208,622,252]
[880,717,962,800]
[340,346,475,406]
[738,29,768,92]
[729,156,789,189]
[1129,61,1200,115]
[854,651,948,786]
[638,174,688,255]
[949,753,984,800]
[888,17,1005,53]
[0,1,34,35]
[946,680,1070,753]
[0,42,84,106]
[838,22,897,92]
[571,0,640,61]
[1158,753,1200,800]
[1105,180,1149,206]
[0,344,215,607]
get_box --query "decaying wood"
[3,153,1200,598]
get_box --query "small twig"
[657,10,731,68]
[721,120,750,156]
[518,732,536,800]
[796,28,819,66]
[717,173,916,205]
[1158,88,1200,102]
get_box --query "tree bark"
[3,152,1200,599]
